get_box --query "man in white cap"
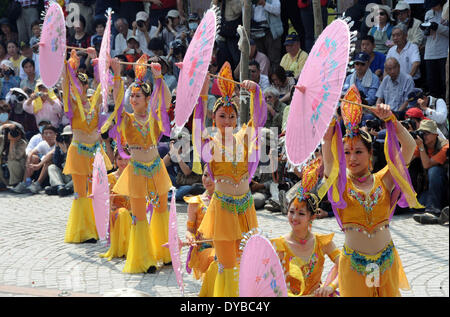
[0,60,21,101]
[132,11,158,57]
[22,80,64,129]
[155,9,188,53]
[393,1,424,46]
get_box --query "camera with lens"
[410,130,425,141]
[420,22,438,36]
[137,20,145,29]
[4,127,20,138]
[400,118,417,131]
[365,119,382,132]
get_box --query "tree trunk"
[312,0,323,39]
[239,0,252,125]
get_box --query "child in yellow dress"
[100,149,132,260]
[103,57,172,273]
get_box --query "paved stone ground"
[0,190,448,297]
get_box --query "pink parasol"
[91,150,110,240]
[98,8,113,113]
[38,2,66,87]
[285,19,350,166]
[239,234,288,297]
[167,188,184,296]
[174,9,216,129]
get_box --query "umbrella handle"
[339,99,373,110]
[118,61,153,67]
[209,73,242,86]
[67,46,87,51]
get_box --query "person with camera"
[417,90,448,138]
[343,52,380,106]
[132,11,159,57]
[155,9,188,55]
[280,33,308,80]
[421,0,449,99]
[393,1,424,47]
[22,80,64,130]
[411,119,449,225]
[44,125,74,197]
[122,36,144,71]
[5,88,38,139]
[0,105,27,190]
[0,60,20,101]
[167,39,186,81]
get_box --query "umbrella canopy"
[239,234,288,297]
[39,2,66,87]
[285,19,350,166]
[98,8,113,113]
[174,9,216,129]
[91,150,110,240]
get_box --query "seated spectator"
[5,88,38,139]
[156,10,188,54]
[250,0,283,66]
[168,39,186,81]
[263,86,287,133]
[22,80,64,130]
[25,120,51,157]
[12,124,58,194]
[404,106,446,139]
[249,60,270,91]
[361,34,386,79]
[367,5,395,54]
[90,17,106,48]
[412,119,449,224]
[0,41,9,64]
[112,18,133,57]
[269,65,296,104]
[45,125,73,197]
[187,12,200,41]
[0,121,27,189]
[163,131,203,201]
[149,55,177,92]
[392,1,424,47]
[123,36,143,71]
[280,33,308,79]
[422,0,449,99]
[233,39,271,78]
[417,90,448,137]
[386,23,421,82]
[0,18,18,44]
[132,11,158,57]
[0,60,21,100]
[29,20,41,49]
[147,38,166,58]
[18,43,40,81]
[67,15,91,49]
[376,57,415,118]
[19,58,38,94]
[343,52,380,106]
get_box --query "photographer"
[417,91,448,138]
[167,39,186,81]
[411,119,449,224]
[6,88,38,139]
[421,0,449,99]
[0,60,20,100]
[0,120,27,189]
[45,125,73,197]
[132,11,158,57]
[162,131,203,201]
[156,10,188,54]
[404,106,447,139]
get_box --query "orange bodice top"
[121,112,160,149]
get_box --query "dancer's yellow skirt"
[64,197,99,243]
[188,243,215,280]
[63,141,112,176]
[198,191,258,241]
[338,241,410,297]
[99,208,132,260]
[199,261,219,297]
[149,206,171,264]
[123,219,158,273]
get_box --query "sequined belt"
[72,141,101,157]
[342,241,395,276]
[130,157,162,178]
[213,190,253,215]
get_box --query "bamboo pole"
[339,98,374,110]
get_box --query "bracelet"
[154,74,163,79]
[113,74,121,81]
[383,113,397,123]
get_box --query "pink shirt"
[23,98,64,128]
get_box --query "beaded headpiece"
[131,54,151,95]
[292,158,321,213]
[212,61,238,113]
[341,85,372,144]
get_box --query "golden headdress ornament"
[131,54,151,95]
[341,85,372,144]
[293,158,321,213]
[213,62,238,113]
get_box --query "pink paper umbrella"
[91,150,110,240]
[39,2,66,88]
[285,19,350,166]
[174,10,216,129]
[167,188,184,296]
[98,8,113,113]
[239,234,288,297]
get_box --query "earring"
[369,157,373,172]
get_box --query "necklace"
[292,231,311,245]
[349,171,371,183]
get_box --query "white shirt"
[113,29,133,57]
[26,133,42,155]
[386,41,421,80]
[136,27,158,56]
[35,140,55,158]
[19,53,40,80]
[259,74,270,91]
[424,97,448,137]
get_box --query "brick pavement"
[0,191,448,297]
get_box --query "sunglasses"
[378,12,387,16]
[354,62,366,66]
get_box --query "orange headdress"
[131,54,151,95]
[292,158,321,213]
[212,62,238,113]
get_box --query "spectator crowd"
[0,0,448,226]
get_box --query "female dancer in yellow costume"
[184,166,215,281]
[321,86,423,296]
[99,149,132,260]
[193,65,267,297]
[103,57,172,273]
[62,48,112,243]
[271,158,340,297]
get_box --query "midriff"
[129,144,159,163]
[214,175,250,196]
[72,129,100,144]
[344,224,392,255]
